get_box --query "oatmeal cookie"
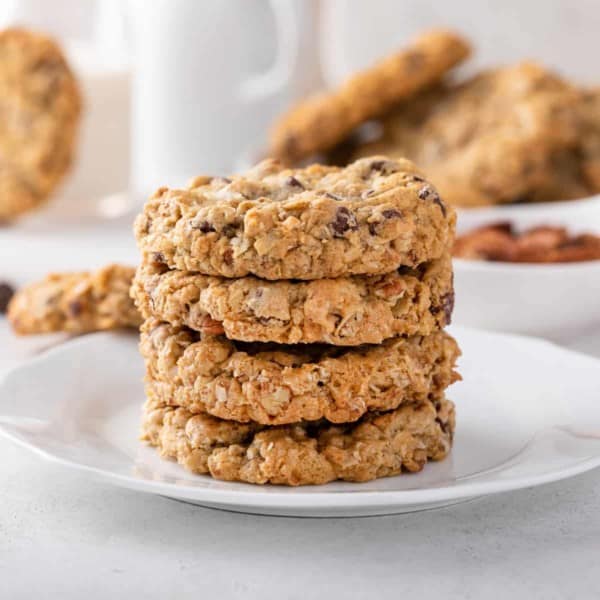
[349,63,583,206]
[269,29,470,164]
[8,264,141,335]
[140,318,461,425]
[141,394,455,486]
[132,255,454,345]
[577,88,600,192]
[0,28,82,219]
[134,156,455,280]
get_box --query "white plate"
[1,328,599,517]
[454,196,600,341]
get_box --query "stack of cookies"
[132,156,460,486]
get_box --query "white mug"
[129,0,322,197]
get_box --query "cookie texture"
[8,264,141,335]
[132,255,453,345]
[347,63,584,206]
[134,156,455,280]
[142,395,455,486]
[0,28,82,219]
[269,29,470,164]
[140,318,460,425]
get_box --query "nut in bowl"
[452,197,600,341]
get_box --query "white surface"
[453,196,600,340]
[2,327,600,517]
[1,220,600,595]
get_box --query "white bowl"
[453,196,600,341]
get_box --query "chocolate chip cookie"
[140,318,460,425]
[0,28,82,219]
[8,264,141,335]
[348,62,583,206]
[142,394,455,485]
[132,255,454,345]
[134,156,455,280]
[269,29,470,164]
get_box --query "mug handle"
[239,0,299,101]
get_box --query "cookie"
[0,28,82,219]
[269,29,470,164]
[8,264,141,335]
[134,156,455,280]
[577,88,600,192]
[132,255,454,345]
[142,394,454,486]
[523,88,600,202]
[140,318,461,425]
[348,63,583,206]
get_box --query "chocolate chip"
[442,290,455,324]
[433,197,447,217]
[198,221,215,233]
[223,248,233,266]
[285,176,304,189]
[418,185,447,216]
[152,252,166,265]
[368,210,402,235]
[370,159,397,174]
[68,300,83,317]
[330,207,358,236]
[431,290,455,324]
[325,192,344,201]
[0,282,15,314]
[436,416,450,435]
[418,186,434,200]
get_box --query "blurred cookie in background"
[8,264,140,335]
[342,62,588,207]
[268,29,471,165]
[272,28,600,209]
[0,28,82,219]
